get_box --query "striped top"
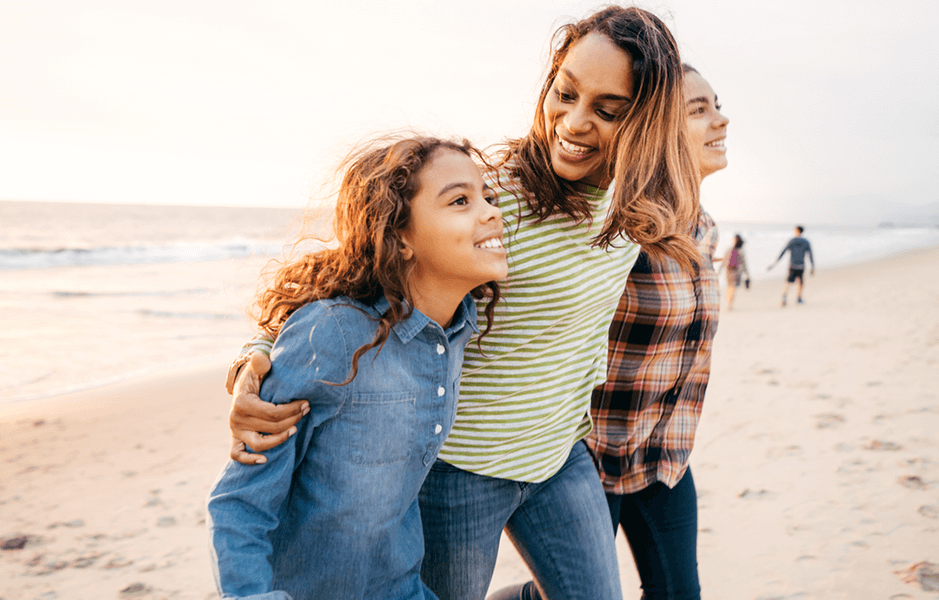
[437,166,639,482]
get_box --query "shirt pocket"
[345,391,418,466]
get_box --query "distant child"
[768,225,815,306]
[718,234,750,310]
[206,136,507,600]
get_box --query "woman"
[491,64,729,600]
[227,7,698,600]
[719,234,750,309]
[579,64,728,600]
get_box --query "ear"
[398,228,415,261]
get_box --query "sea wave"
[0,240,284,270]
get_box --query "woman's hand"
[229,353,310,465]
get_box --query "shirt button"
[436,343,445,355]
[437,386,445,397]
[434,424,443,434]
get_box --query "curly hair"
[254,135,501,384]
[499,6,701,270]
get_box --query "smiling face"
[542,32,634,188]
[399,149,507,310]
[684,71,729,180]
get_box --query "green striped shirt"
[437,167,639,482]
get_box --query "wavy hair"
[254,135,501,384]
[499,6,701,269]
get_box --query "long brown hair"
[499,6,701,269]
[254,135,501,384]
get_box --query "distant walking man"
[768,225,815,306]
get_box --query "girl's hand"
[229,353,310,465]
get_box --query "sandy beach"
[2,246,938,600]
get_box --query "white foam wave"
[0,239,284,270]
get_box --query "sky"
[1,0,937,225]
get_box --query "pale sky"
[1,0,937,224]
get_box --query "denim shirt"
[207,294,478,600]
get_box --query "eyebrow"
[686,95,719,107]
[437,181,491,198]
[559,68,632,102]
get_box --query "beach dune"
[2,246,938,599]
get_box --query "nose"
[480,197,502,223]
[562,101,592,135]
[714,110,729,129]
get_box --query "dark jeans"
[490,469,699,600]
[607,469,700,600]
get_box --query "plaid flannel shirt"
[586,209,720,494]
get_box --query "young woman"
[719,234,750,309]
[207,136,507,600]
[493,63,729,600]
[226,7,699,600]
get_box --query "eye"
[485,193,498,206]
[555,85,575,102]
[450,195,468,206]
[596,108,617,121]
[715,102,723,112]
[689,105,706,116]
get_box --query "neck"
[407,283,467,330]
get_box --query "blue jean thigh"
[418,441,622,600]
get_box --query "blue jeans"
[493,469,700,600]
[419,441,622,600]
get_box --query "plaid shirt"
[586,209,720,494]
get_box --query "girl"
[207,136,507,600]
[227,7,698,600]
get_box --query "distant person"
[717,234,750,310]
[768,225,815,306]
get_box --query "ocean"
[2,200,938,404]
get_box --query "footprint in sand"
[863,440,903,451]
[1,534,34,550]
[737,488,772,499]
[895,561,939,592]
[898,475,929,490]
[918,505,939,520]
[119,583,153,598]
[815,413,845,429]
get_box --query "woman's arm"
[229,353,310,464]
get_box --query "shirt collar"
[373,294,479,344]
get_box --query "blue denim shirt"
[207,294,478,600]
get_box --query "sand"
[2,246,938,600]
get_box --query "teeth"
[558,137,592,155]
[475,237,504,249]
[706,139,725,148]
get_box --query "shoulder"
[275,297,380,357]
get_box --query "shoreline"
[2,245,938,599]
